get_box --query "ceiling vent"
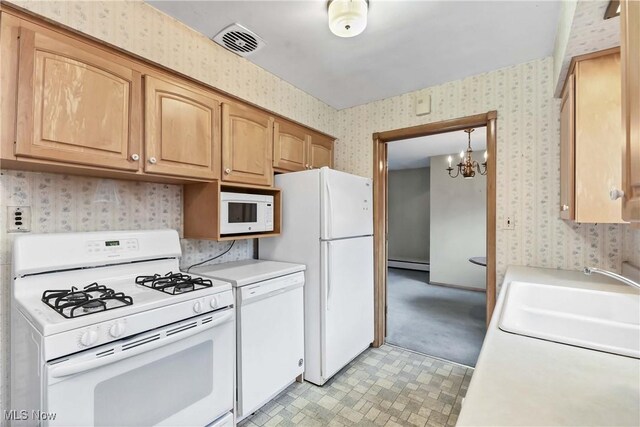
[212,23,266,57]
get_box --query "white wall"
[388,168,430,264]
[430,155,486,290]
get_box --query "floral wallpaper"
[0,0,638,415]
[553,0,621,96]
[334,57,640,285]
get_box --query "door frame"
[372,111,497,347]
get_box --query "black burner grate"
[42,283,133,319]
[135,272,213,295]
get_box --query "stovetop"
[135,272,214,295]
[39,271,218,319]
[42,283,134,319]
[14,259,233,336]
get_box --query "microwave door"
[220,193,273,235]
[222,201,260,234]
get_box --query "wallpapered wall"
[334,57,640,284]
[553,0,621,96]
[0,0,338,412]
[1,0,639,415]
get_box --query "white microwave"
[220,192,274,235]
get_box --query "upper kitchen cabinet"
[273,120,310,172]
[222,102,274,186]
[273,119,335,172]
[620,0,640,222]
[560,74,575,221]
[15,27,142,171]
[308,132,334,169]
[559,49,625,223]
[144,74,221,180]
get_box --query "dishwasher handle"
[239,273,304,306]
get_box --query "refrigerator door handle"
[326,241,332,311]
[325,178,333,238]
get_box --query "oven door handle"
[49,311,233,379]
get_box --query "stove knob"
[193,301,202,314]
[209,297,218,309]
[109,322,126,338]
[80,330,98,347]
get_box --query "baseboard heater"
[388,260,430,272]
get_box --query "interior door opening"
[372,112,498,363]
[385,128,488,367]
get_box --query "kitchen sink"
[499,281,640,358]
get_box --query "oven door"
[44,309,234,427]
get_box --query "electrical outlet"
[8,206,31,232]
[504,216,515,230]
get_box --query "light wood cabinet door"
[222,102,274,186]
[574,53,623,223]
[621,0,640,221]
[559,74,575,220]
[273,120,309,172]
[144,75,220,180]
[15,28,141,171]
[308,133,334,169]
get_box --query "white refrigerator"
[259,167,374,386]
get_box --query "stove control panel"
[192,296,222,313]
[79,329,98,347]
[86,238,139,254]
[109,322,126,338]
[44,290,235,360]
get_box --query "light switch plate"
[415,92,431,116]
[8,206,31,232]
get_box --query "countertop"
[191,259,305,287]
[457,266,640,426]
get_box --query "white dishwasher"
[193,260,305,421]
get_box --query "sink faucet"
[583,267,640,291]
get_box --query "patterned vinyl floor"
[239,345,473,427]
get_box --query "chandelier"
[446,128,487,179]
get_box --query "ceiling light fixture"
[328,0,368,38]
[446,129,488,179]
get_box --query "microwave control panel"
[265,203,274,231]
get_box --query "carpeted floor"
[386,268,486,367]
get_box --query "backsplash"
[333,57,640,284]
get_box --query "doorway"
[385,129,488,366]
[372,112,497,350]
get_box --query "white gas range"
[11,229,235,427]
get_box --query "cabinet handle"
[609,187,624,201]
[224,168,231,175]
[561,204,569,211]
[148,157,157,165]
[130,153,140,161]
[305,164,310,169]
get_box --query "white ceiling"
[388,129,487,170]
[147,0,562,110]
